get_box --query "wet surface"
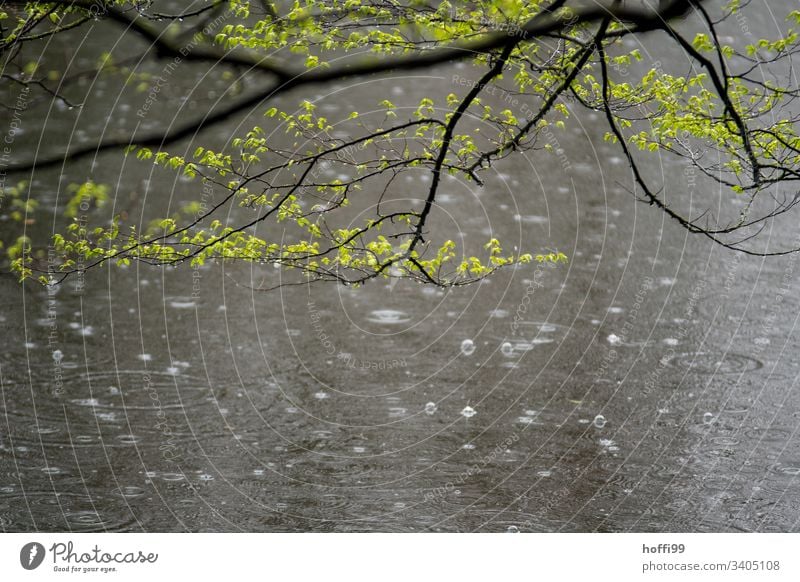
[2,2,800,532]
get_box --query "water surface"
[2,2,800,532]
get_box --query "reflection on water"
[3,5,800,533]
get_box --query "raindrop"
[68,511,103,525]
[593,414,607,428]
[607,334,621,345]
[424,402,437,415]
[461,406,476,419]
[460,339,476,356]
[367,309,410,324]
[114,486,145,498]
[501,342,513,357]
[703,412,715,425]
[52,349,63,361]
[161,473,185,482]
[507,525,520,533]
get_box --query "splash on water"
[366,309,411,324]
[460,339,476,356]
[461,406,476,418]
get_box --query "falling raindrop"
[593,414,607,429]
[703,412,715,425]
[424,402,437,415]
[460,339,476,356]
[501,342,514,357]
[461,406,476,418]
[507,525,520,533]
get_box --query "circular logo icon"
[20,542,45,570]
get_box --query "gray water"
[2,3,800,532]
